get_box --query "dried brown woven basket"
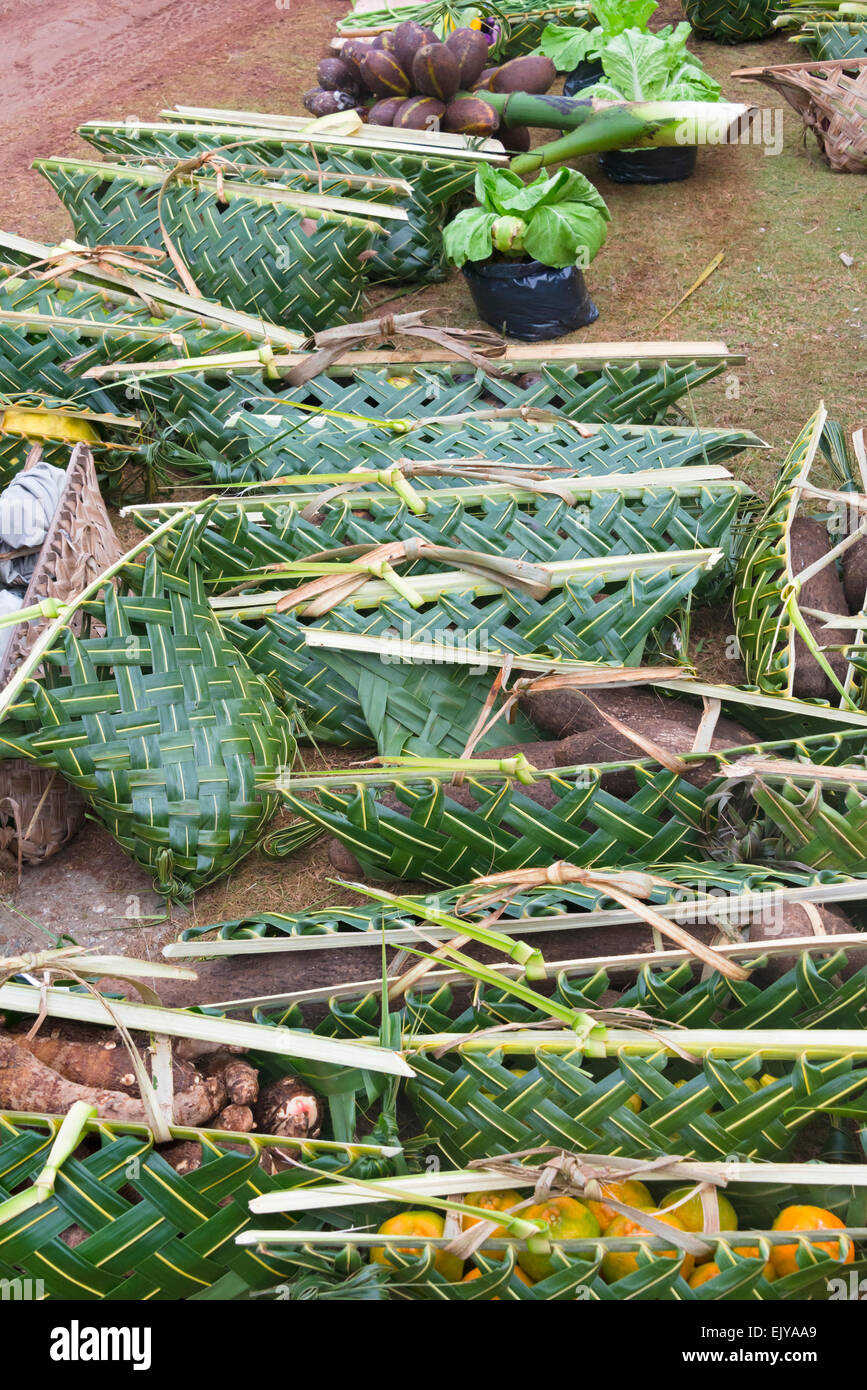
[735,57,867,172]
[0,443,122,869]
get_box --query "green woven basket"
[801,20,867,58]
[0,517,296,899]
[220,541,723,750]
[0,1113,399,1300]
[277,724,867,882]
[0,266,270,413]
[683,0,779,41]
[77,119,494,285]
[136,346,745,483]
[35,157,400,334]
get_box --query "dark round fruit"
[361,48,411,98]
[394,95,446,129]
[445,28,490,87]
[442,95,498,137]
[492,55,556,94]
[367,96,405,127]
[411,42,461,102]
[303,87,350,117]
[392,19,430,72]
[341,39,372,79]
[317,58,357,93]
[472,66,499,91]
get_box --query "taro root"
[412,42,461,102]
[519,684,755,790]
[392,19,431,72]
[789,518,851,700]
[442,96,498,136]
[326,698,756,878]
[492,55,556,94]
[500,124,531,152]
[303,87,358,117]
[367,96,406,126]
[445,27,490,87]
[361,48,411,99]
[394,96,446,129]
[256,1076,323,1139]
[203,1053,259,1107]
[745,900,865,984]
[212,1103,256,1132]
[318,58,358,93]
[0,1031,222,1125]
[842,536,867,614]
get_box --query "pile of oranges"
[371,1186,854,1291]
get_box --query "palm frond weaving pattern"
[683,0,779,41]
[733,405,860,703]
[802,22,867,59]
[142,356,740,472]
[77,120,483,283]
[280,765,711,883]
[161,470,746,589]
[0,1115,394,1300]
[35,159,388,333]
[401,955,867,1165]
[223,543,721,749]
[0,532,295,899]
[176,863,864,944]
[0,269,263,411]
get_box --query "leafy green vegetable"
[583,24,722,103]
[538,0,659,71]
[443,164,610,270]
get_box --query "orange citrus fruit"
[461,1188,522,1259]
[462,1265,533,1295]
[586,1179,653,1233]
[664,1186,738,1237]
[371,1210,463,1282]
[601,1210,695,1284]
[518,1195,600,1283]
[770,1205,853,1279]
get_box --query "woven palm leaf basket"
[735,57,867,171]
[683,0,779,42]
[77,118,510,285]
[214,921,867,1300]
[100,339,744,480]
[0,443,121,869]
[798,21,867,60]
[34,157,405,334]
[0,503,296,899]
[0,950,410,1301]
[276,713,867,883]
[735,405,867,708]
[0,241,301,412]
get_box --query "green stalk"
[506,101,754,174]
[0,1102,95,1228]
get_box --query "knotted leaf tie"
[457,863,750,982]
[448,1146,724,1261]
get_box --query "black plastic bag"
[563,59,603,96]
[598,145,697,184]
[462,259,598,341]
